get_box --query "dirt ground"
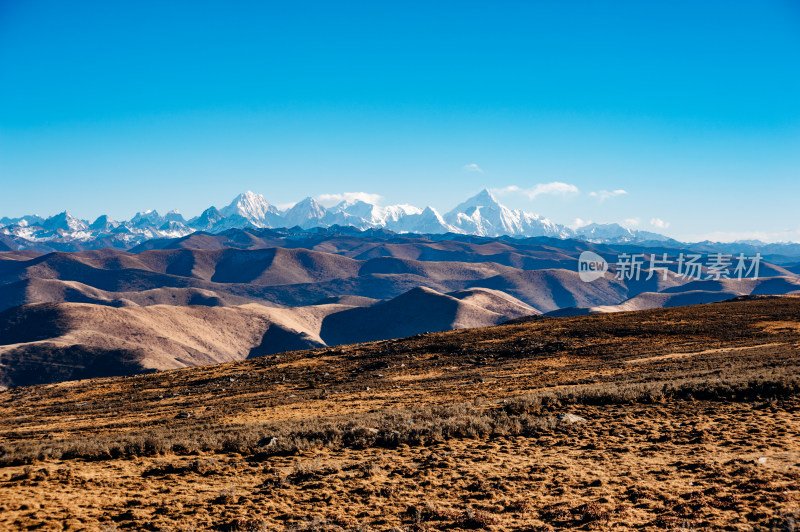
[1,297,799,531]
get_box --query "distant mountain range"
[1,189,688,251]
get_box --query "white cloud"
[463,163,484,173]
[650,218,671,229]
[569,217,592,230]
[492,182,580,200]
[316,192,383,207]
[589,189,628,202]
[274,202,297,211]
[621,217,640,228]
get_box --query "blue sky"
[1,0,799,241]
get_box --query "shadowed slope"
[320,286,535,345]
[0,286,538,387]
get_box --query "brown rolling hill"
[0,287,536,387]
[2,241,797,315]
[319,286,537,345]
[550,275,800,315]
[0,247,664,312]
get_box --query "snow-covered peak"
[220,191,280,227]
[1,188,673,246]
[131,210,164,227]
[0,215,43,228]
[576,223,636,241]
[444,189,571,238]
[329,199,375,218]
[575,223,672,243]
[164,210,186,223]
[189,206,225,231]
[283,197,327,229]
[89,215,119,231]
[445,189,524,236]
[386,206,457,234]
[41,211,88,232]
[445,189,502,217]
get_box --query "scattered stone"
[757,457,768,464]
[557,413,587,424]
[175,412,191,419]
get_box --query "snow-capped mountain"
[164,210,186,223]
[576,223,675,244]
[0,215,44,228]
[189,206,226,231]
[41,211,89,232]
[220,191,283,228]
[576,223,636,242]
[130,210,165,228]
[444,189,573,238]
[283,197,327,229]
[89,215,120,231]
[0,188,672,250]
[388,206,456,234]
[322,200,424,230]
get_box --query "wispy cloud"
[463,163,484,173]
[316,192,383,206]
[492,182,580,200]
[589,189,628,202]
[569,217,592,230]
[650,218,670,229]
[621,217,640,228]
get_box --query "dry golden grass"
[1,297,799,531]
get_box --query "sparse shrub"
[576,502,609,523]
[505,499,532,513]
[539,504,572,522]
[459,509,499,529]
[218,517,270,532]
[213,485,237,505]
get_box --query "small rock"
[757,457,768,464]
[175,412,191,419]
[556,413,587,424]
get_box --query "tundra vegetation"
[1,297,799,531]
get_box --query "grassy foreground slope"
[1,296,799,531]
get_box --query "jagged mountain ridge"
[1,189,675,250]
